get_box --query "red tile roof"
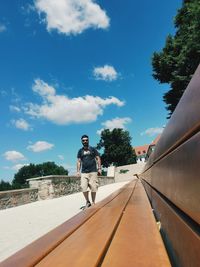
[150,134,161,145]
[133,135,161,156]
[134,144,149,156]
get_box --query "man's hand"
[97,169,101,176]
[76,171,81,177]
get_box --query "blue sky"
[0,0,182,181]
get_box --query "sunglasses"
[82,139,88,142]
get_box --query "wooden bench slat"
[101,181,171,267]
[0,181,135,267]
[151,189,200,267]
[147,132,200,225]
[35,181,136,267]
[152,64,200,162]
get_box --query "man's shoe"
[86,201,91,208]
[80,201,91,210]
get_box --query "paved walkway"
[0,181,131,262]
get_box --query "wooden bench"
[0,179,170,267]
[140,64,200,267]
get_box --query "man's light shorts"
[81,172,99,192]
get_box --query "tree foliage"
[0,180,12,191]
[12,162,68,188]
[152,0,200,118]
[97,129,137,167]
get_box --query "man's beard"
[83,143,89,148]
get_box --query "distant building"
[134,144,149,163]
[145,134,161,161]
[133,135,161,163]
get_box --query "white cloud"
[9,105,21,112]
[97,117,132,135]
[34,0,110,35]
[22,3,36,14]
[24,79,124,125]
[3,151,26,162]
[0,23,7,33]
[12,164,29,171]
[27,141,54,152]
[33,78,55,96]
[10,88,22,104]
[12,118,31,131]
[93,65,118,81]
[0,90,7,97]
[58,155,64,160]
[140,127,164,137]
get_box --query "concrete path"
[0,181,131,262]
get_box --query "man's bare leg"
[91,192,96,204]
[83,191,89,202]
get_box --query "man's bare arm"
[96,156,101,175]
[77,158,81,176]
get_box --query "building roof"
[133,134,161,157]
[134,144,149,156]
[150,134,161,146]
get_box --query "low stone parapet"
[0,175,115,209]
[29,176,81,200]
[0,188,38,210]
[28,175,115,201]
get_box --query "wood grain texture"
[152,189,200,267]
[0,182,133,267]
[101,181,171,267]
[35,183,135,267]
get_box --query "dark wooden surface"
[143,132,200,224]
[0,182,131,267]
[0,180,171,267]
[36,183,135,267]
[140,64,200,266]
[149,64,200,165]
[101,181,170,267]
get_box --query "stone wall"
[28,175,115,200]
[0,188,38,210]
[0,175,115,209]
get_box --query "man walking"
[77,135,101,208]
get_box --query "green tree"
[12,162,68,188]
[0,180,12,191]
[152,0,200,118]
[97,129,137,167]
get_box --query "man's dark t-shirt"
[77,146,99,173]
